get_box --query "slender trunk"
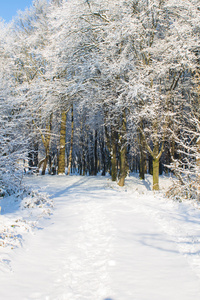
[94,130,98,175]
[89,132,95,175]
[153,158,159,190]
[111,129,118,181]
[118,144,127,187]
[139,146,145,180]
[33,142,39,169]
[138,123,145,180]
[41,153,49,174]
[139,120,164,190]
[80,117,86,176]
[104,124,112,174]
[101,138,106,176]
[152,141,160,190]
[42,113,53,175]
[29,126,39,173]
[78,161,81,175]
[82,144,86,176]
[118,110,128,187]
[58,110,67,174]
[67,104,74,175]
[151,118,164,190]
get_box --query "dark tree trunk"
[118,110,128,187]
[67,104,74,175]
[111,129,118,181]
[94,129,98,175]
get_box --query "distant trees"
[0,0,199,200]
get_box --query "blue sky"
[0,0,33,23]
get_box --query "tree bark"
[111,129,118,181]
[67,104,74,175]
[152,141,160,190]
[138,122,145,180]
[118,110,128,187]
[58,110,68,174]
[94,129,98,175]
[153,157,159,190]
[118,144,127,186]
[104,124,112,175]
[41,113,53,175]
[138,120,165,190]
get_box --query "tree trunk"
[94,129,98,175]
[58,110,67,174]
[101,139,106,176]
[139,121,164,190]
[118,110,128,187]
[139,148,145,180]
[67,104,74,175]
[41,149,49,175]
[148,155,153,175]
[152,141,160,190]
[41,113,53,175]
[118,144,127,187]
[138,124,145,180]
[80,117,86,176]
[153,157,159,190]
[104,124,112,175]
[82,146,86,175]
[111,129,118,181]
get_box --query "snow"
[0,174,200,299]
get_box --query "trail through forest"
[0,175,200,300]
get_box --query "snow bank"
[0,188,53,272]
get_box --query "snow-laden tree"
[0,20,29,194]
[167,69,200,201]
[118,0,200,190]
[78,0,200,189]
[9,0,58,174]
[38,0,107,175]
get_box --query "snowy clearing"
[0,174,200,300]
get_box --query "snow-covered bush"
[0,188,53,251]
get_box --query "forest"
[0,0,199,200]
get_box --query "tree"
[0,20,29,194]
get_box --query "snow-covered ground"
[0,174,200,299]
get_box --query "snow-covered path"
[1,175,200,300]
